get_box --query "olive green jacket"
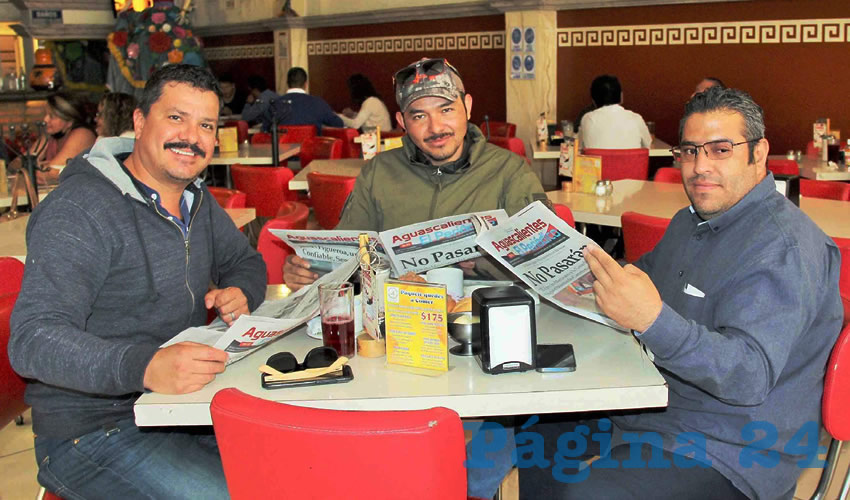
[336,124,549,231]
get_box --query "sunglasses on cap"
[392,58,461,91]
[266,346,339,374]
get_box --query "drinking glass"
[318,283,356,357]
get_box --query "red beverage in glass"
[322,316,356,357]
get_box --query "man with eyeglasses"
[520,86,843,499]
[284,57,549,290]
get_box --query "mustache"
[424,132,453,143]
[163,141,206,157]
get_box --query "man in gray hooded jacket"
[9,65,266,499]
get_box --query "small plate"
[306,316,322,340]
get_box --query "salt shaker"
[595,180,607,197]
[604,180,613,196]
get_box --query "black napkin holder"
[473,286,536,374]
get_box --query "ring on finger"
[229,312,235,322]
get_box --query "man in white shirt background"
[579,74,652,150]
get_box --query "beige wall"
[304,0,482,16]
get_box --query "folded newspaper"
[160,256,360,365]
[272,210,508,275]
[474,201,626,331]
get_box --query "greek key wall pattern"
[557,18,850,47]
[205,44,274,61]
[307,31,505,55]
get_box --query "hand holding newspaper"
[474,201,625,331]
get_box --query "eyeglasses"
[392,58,460,91]
[265,346,339,374]
[670,139,761,163]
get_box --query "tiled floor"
[2,409,848,500]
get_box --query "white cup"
[425,267,464,299]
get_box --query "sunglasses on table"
[266,346,340,374]
[669,138,762,163]
[392,58,461,90]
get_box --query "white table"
[794,156,850,181]
[289,158,366,191]
[133,302,668,426]
[211,143,301,188]
[0,178,57,208]
[532,137,673,160]
[547,179,850,238]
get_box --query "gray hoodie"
[9,137,266,439]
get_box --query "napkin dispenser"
[473,286,536,374]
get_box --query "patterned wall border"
[557,18,850,47]
[307,31,505,56]
[205,44,274,61]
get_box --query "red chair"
[307,172,356,230]
[835,237,850,327]
[381,129,406,139]
[583,148,650,181]
[230,164,296,219]
[207,186,247,209]
[223,120,249,144]
[488,136,527,159]
[767,159,799,176]
[808,323,850,500]
[800,179,850,201]
[322,127,361,158]
[0,256,24,296]
[806,141,818,158]
[210,388,466,500]
[653,167,683,184]
[299,137,343,169]
[256,202,310,285]
[0,258,25,430]
[553,203,576,228]
[479,121,516,138]
[621,211,671,263]
[278,124,317,145]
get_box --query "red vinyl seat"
[256,202,310,285]
[0,258,25,430]
[488,136,527,159]
[800,179,850,201]
[806,141,818,158]
[210,388,467,500]
[278,124,318,145]
[479,121,516,138]
[222,120,249,144]
[807,323,850,500]
[583,148,650,181]
[553,203,576,228]
[835,237,850,327]
[621,211,671,263]
[767,158,799,176]
[381,129,406,139]
[322,127,361,158]
[307,172,357,230]
[230,164,296,219]
[653,167,683,184]
[206,186,247,209]
[299,137,343,169]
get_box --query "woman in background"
[337,73,392,132]
[96,92,137,138]
[33,92,96,184]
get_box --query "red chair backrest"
[488,136,527,159]
[0,257,26,430]
[211,388,467,500]
[257,202,310,285]
[800,179,850,201]
[822,323,850,440]
[480,121,516,138]
[230,164,296,218]
[223,120,249,144]
[553,203,576,228]
[835,237,850,326]
[766,159,799,176]
[653,167,683,184]
[322,127,361,159]
[250,132,272,145]
[583,148,650,181]
[806,140,818,158]
[278,124,317,145]
[307,172,357,230]
[621,211,671,263]
[300,137,343,169]
[207,187,247,209]
[381,129,406,139]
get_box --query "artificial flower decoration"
[127,43,139,59]
[167,49,183,63]
[162,23,171,32]
[112,30,128,47]
[149,31,172,53]
[151,12,166,24]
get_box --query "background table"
[134,302,667,426]
[289,158,366,191]
[789,155,850,181]
[210,143,301,188]
[547,179,850,238]
[532,137,673,160]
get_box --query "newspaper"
[474,201,625,331]
[161,256,360,365]
[269,229,385,274]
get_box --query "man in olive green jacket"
[284,57,549,289]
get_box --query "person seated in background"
[275,67,343,134]
[337,73,392,132]
[218,73,246,116]
[13,92,97,184]
[692,76,725,97]
[95,92,137,138]
[240,75,278,125]
[578,74,651,149]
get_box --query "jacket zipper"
[429,168,443,219]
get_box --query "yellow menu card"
[218,127,238,152]
[573,154,601,194]
[384,280,449,373]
